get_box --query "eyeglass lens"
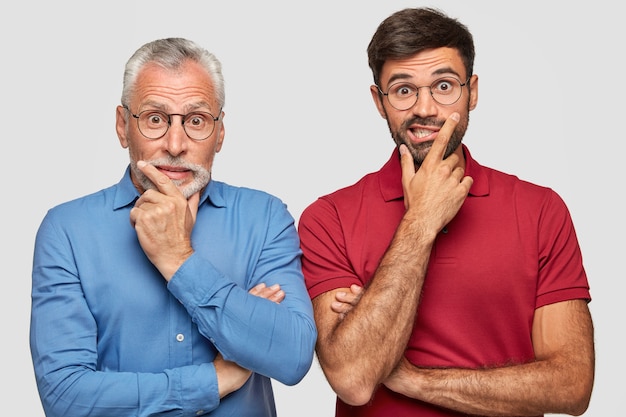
[136,110,217,140]
[385,77,464,110]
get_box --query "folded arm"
[30,225,222,417]
[31,207,310,417]
[383,299,594,416]
[311,115,472,406]
[130,162,316,386]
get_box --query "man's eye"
[144,113,167,125]
[433,79,456,94]
[188,115,205,127]
[392,84,416,97]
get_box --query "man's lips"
[407,126,439,143]
[156,166,191,181]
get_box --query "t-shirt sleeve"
[298,197,364,299]
[535,189,591,308]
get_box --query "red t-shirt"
[298,145,590,417]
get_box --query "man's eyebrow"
[137,101,215,113]
[387,73,413,85]
[183,101,213,112]
[386,67,463,85]
[432,67,463,79]
[137,100,167,111]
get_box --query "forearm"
[316,217,436,404]
[213,296,316,385]
[387,355,593,416]
[33,361,219,417]
[30,229,222,416]
[169,253,316,385]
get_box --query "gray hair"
[120,37,225,109]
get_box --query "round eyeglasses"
[377,77,469,110]
[123,105,221,141]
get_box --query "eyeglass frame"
[376,76,470,110]
[122,105,222,141]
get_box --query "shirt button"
[176,333,185,342]
[196,410,205,415]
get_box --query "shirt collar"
[112,166,227,210]
[378,144,489,202]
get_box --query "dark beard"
[389,114,468,167]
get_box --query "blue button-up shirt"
[30,167,317,417]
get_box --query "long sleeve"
[30,211,221,417]
[30,174,316,417]
[168,195,317,385]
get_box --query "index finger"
[424,112,460,164]
[187,191,200,220]
[137,160,183,196]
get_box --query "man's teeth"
[413,129,432,138]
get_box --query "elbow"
[567,385,593,416]
[277,356,315,386]
[567,398,591,417]
[562,373,594,416]
[317,354,386,406]
[324,370,378,406]
[334,383,378,406]
[274,330,318,386]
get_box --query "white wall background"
[3,1,622,415]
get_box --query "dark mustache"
[402,116,444,129]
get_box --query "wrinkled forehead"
[379,47,466,88]
[130,61,219,112]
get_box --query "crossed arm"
[311,114,594,415]
[312,114,473,406]
[328,287,594,416]
[215,283,286,397]
[31,160,313,417]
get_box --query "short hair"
[121,37,225,109]
[367,7,475,86]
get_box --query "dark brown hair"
[367,7,475,86]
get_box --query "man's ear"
[468,74,478,111]
[214,111,225,153]
[116,105,129,149]
[370,85,387,120]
